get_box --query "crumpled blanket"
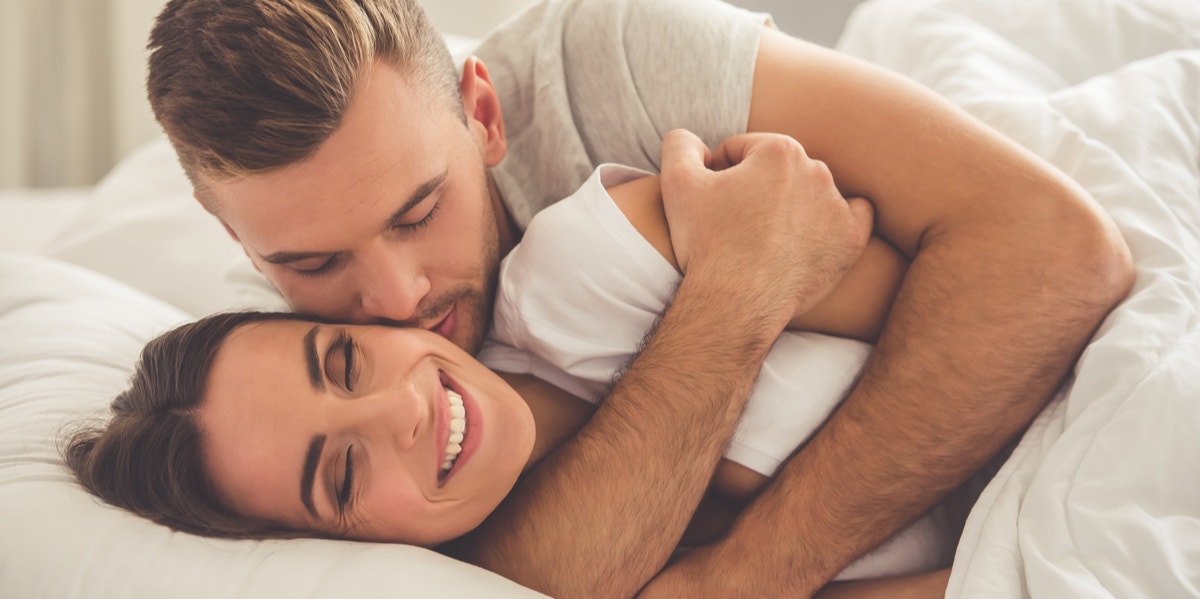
[838,1,1200,596]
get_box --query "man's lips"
[431,305,456,340]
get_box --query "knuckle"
[808,159,834,185]
[762,134,798,156]
[666,127,694,139]
[784,136,808,157]
[775,135,808,158]
[663,128,688,144]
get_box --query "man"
[146,0,1132,596]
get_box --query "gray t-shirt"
[474,0,771,228]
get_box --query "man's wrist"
[673,261,794,352]
[650,532,824,599]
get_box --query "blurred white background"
[0,0,866,190]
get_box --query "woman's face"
[197,319,535,546]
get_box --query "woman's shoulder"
[604,173,677,270]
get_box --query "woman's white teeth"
[441,389,467,474]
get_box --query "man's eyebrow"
[304,325,324,391]
[300,433,327,519]
[260,169,448,265]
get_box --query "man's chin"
[447,302,490,356]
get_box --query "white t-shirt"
[478,164,953,579]
[481,165,873,477]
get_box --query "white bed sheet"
[839,0,1200,597]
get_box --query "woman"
[66,162,954,594]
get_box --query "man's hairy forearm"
[700,207,1134,596]
[461,271,781,597]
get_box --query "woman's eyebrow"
[300,434,327,519]
[303,325,324,391]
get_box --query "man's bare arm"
[459,132,876,597]
[641,29,1134,597]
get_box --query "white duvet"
[839,0,1200,597]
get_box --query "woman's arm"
[814,569,950,599]
[610,174,908,343]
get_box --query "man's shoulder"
[477,0,758,61]
[479,0,767,229]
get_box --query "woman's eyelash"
[325,330,356,392]
[337,445,353,513]
[343,336,355,392]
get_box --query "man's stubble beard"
[458,175,502,356]
[375,165,501,355]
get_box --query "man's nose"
[356,243,431,323]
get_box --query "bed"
[2,0,1197,596]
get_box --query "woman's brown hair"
[63,311,313,539]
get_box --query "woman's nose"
[356,382,425,453]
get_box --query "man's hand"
[659,130,875,330]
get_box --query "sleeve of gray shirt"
[476,0,772,228]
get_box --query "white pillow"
[44,138,256,318]
[0,253,543,598]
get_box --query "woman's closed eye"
[325,330,360,392]
[336,444,355,515]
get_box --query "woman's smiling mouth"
[439,387,466,478]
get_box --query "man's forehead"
[214,158,413,220]
[213,167,431,252]
[207,67,461,246]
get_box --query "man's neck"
[488,170,521,257]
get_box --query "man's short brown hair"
[148,0,461,191]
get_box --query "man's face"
[205,62,506,354]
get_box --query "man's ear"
[459,56,506,167]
